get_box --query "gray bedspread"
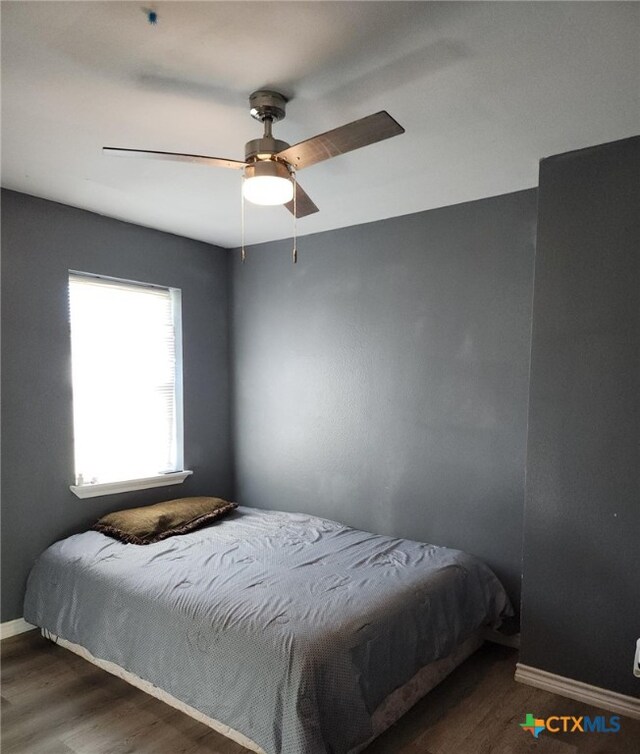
[24,506,512,754]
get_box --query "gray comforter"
[24,506,511,754]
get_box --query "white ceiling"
[2,1,638,248]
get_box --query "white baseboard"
[1,617,35,640]
[515,663,640,720]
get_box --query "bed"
[24,505,512,754]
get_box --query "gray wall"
[1,190,233,622]
[231,190,537,608]
[520,137,640,696]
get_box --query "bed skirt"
[44,628,484,754]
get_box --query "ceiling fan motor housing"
[244,137,290,163]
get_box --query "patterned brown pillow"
[93,496,237,545]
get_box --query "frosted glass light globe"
[243,161,293,206]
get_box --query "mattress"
[25,506,512,754]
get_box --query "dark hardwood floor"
[2,631,638,753]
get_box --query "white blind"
[69,273,182,486]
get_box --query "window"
[68,273,191,498]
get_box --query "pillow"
[93,496,237,545]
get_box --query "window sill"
[69,470,193,499]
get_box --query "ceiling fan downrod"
[244,91,291,163]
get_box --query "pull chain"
[241,176,246,263]
[292,171,298,264]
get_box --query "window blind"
[68,273,182,486]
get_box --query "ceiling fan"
[103,90,405,219]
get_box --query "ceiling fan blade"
[103,147,246,170]
[277,111,404,171]
[285,180,319,218]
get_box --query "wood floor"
[2,631,638,753]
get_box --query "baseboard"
[515,663,640,720]
[1,617,35,640]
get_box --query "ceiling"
[2,2,638,249]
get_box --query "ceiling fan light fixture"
[243,160,293,206]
